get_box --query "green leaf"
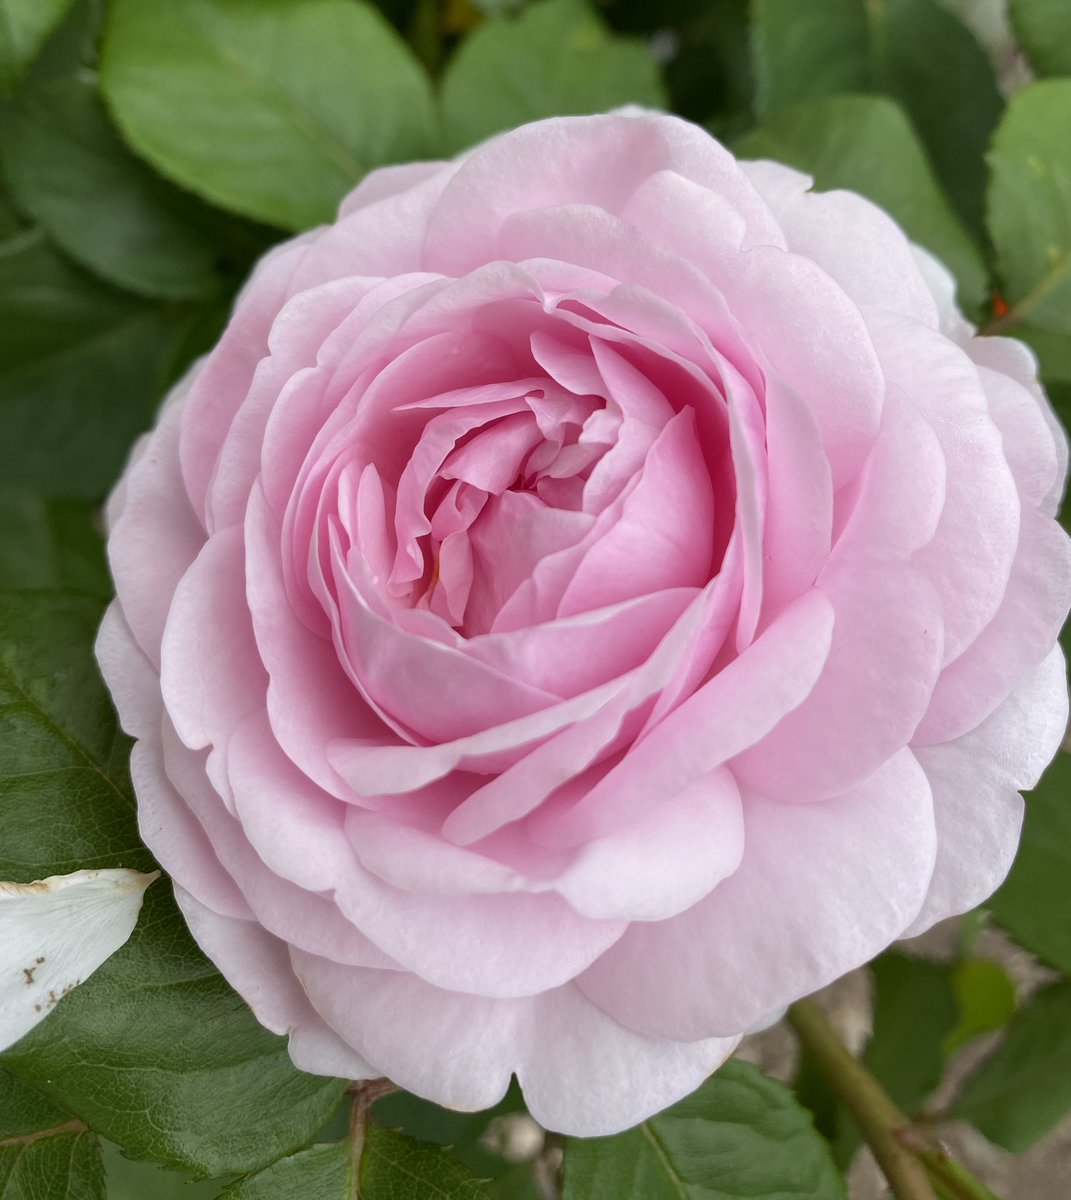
[0,229,188,498]
[867,953,957,1113]
[0,1126,104,1200]
[222,1129,488,1199]
[0,590,347,1175]
[222,1142,350,1199]
[752,0,1002,232]
[3,880,348,1176]
[362,1128,488,1200]
[986,79,1071,335]
[944,958,1018,1056]
[1010,0,1071,77]
[825,953,957,1168]
[0,1070,104,1200]
[0,492,109,596]
[100,0,436,231]
[0,0,75,92]
[0,74,243,299]
[735,94,988,315]
[953,980,1071,1152]
[1016,326,1071,386]
[0,1068,71,1138]
[663,1,753,136]
[752,0,869,111]
[563,1059,846,1200]
[989,752,1071,972]
[23,0,100,87]
[0,187,21,240]
[439,0,665,154]
[0,591,142,884]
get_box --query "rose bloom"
[98,112,1071,1135]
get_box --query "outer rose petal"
[906,647,1069,936]
[577,750,936,1041]
[291,948,737,1135]
[107,370,204,666]
[173,887,379,1081]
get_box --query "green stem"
[895,1128,1003,1200]
[348,1079,397,1197]
[787,999,937,1200]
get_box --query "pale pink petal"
[549,766,744,920]
[536,588,834,845]
[174,886,381,1081]
[340,160,449,214]
[107,371,204,666]
[906,648,1068,936]
[725,246,884,487]
[424,112,783,276]
[180,232,320,517]
[159,529,267,806]
[743,160,938,324]
[292,950,736,1135]
[438,592,712,844]
[578,750,936,1040]
[733,562,944,803]
[759,380,833,616]
[917,509,1071,743]
[869,310,1020,664]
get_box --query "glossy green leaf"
[752,0,1002,231]
[944,958,1018,1056]
[735,94,988,314]
[0,74,242,299]
[100,0,436,231]
[440,0,665,153]
[986,79,1071,335]
[0,0,75,92]
[0,230,188,498]
[1010,0,1071,77]
[0,591,347,1175]
[222,1128,487,1199]
[953,981,1071,1152]
[989,752,1071,972]
[0,492,109,596]
[563,1059,846,1200]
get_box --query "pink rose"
[98,112,1071,1135]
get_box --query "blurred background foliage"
[0,1,1069,1197]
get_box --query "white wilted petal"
[0,868,158,1051]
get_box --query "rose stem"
[787,998,938,1200]
[347,1078,398,1194]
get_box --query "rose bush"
[97,111,1071,1136]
